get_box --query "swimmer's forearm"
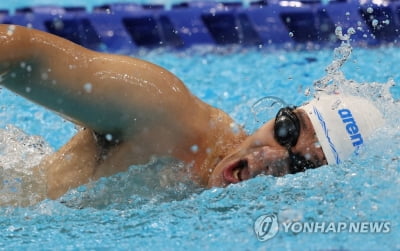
[38,129,100,199]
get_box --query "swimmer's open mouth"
[223,159,249,184]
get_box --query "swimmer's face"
[208,108,327,187]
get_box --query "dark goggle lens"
[274,107,300,148]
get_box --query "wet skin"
[0,25,327,201]
[208,109,327,187]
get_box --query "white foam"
[0,125,53,206]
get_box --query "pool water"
[1,2,400,250]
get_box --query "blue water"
[0,0,250,12]
[1,1,400,250]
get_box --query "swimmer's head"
[208,94,384,187]
[300,94,385,164]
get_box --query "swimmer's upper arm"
[0,25,199,139]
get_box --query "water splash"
[0,125,201,208]
[0,125,53,170]
[250,96,287,127]
[308,27,356,96]
[250,27,361,129]
[306,26,398,123]
[0,125,52,207]
[60,157,202,209]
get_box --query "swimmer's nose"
[244,149,292,179]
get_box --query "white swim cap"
[300,94,384,164]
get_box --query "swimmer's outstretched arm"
[0,24,206,139]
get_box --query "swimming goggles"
[274,107,316,173]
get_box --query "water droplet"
[251,96,287,124]
[335,26,343,37]
[41,72,48,80]
[372,19,379,27]
[25,87,31,93]
[190,145,199,153]
[7,25,16,36]
[230,122,241,134]
[105,134,113,141]
[83,83,92,93]
[254,139,262,147]
[304,87,311,96]
[367,7,374,14]
[64,154,72,161]
[347,27,356,35]
[289,32,294,38]
[53,19,64,30]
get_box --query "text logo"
[281,221,391,233]
[338,108,364,148]
[253,214,279,241]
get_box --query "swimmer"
[0,25,384,201]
